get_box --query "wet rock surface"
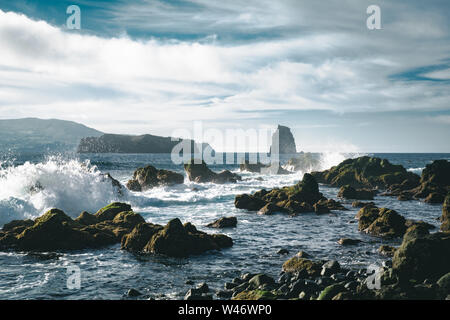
[126,165,184,191]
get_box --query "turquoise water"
[0,152,448,299]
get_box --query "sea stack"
[270,125,297,154]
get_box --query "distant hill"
[0,118,103,153]
[78,134,214,154]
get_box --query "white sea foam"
[407,167,424,175]
[0,156,121,226]
[0,151,357,226]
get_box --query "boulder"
[338,185,374,200]
[351,201,375,208]
[234,194,267,211]
[184,159,241,183]
[126,165,184,191]
[393,227,450,282]
[412,160,450,202]
[358,207,407,238]
[282,256,322,276]
[378,245,396,257]
[206,217,237,228]
[122,218,234,257]
[95,202,132,222]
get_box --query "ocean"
[0,152,448,299]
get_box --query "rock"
[317,283,346,300]
[2,219,34,233]
[441,193,450,232]
[357,207,407,238]
[184,159,241,184]
[411,160,450,203]
[277,248,289,255]
[322,260,340,273]
[206,217,237,228]
[184,288,212,300]
[127,288,142,297]
[393,227,450,282]
[234,194,267,211]
[126,165,184,191]
[74,211,98,225]
[232,290,277,300]
[103,173,123,195]
[143,218,233,257]
[269,125,297,155]
[197,283,209,293]
[378,245,396,257]
[240,161,290,175]
[248,274,275,288]
[239,161,269,173]
[315,199,347,211]
[338,185,374,200]
[311,156,420,190]
[282,257,322,276]
[120,223,163,252]
[235,173,325,215]
[351,201,375,208]
[0,208,119,251]
[437,273,450,293]
[337,238,361,246]
[425,192,445,203]
[313,203,330,214]
[257,203,286,215]
[95,202,132,222]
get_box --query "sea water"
[0,152,448,299]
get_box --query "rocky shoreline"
[0,156,449,300]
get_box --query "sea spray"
[0,156,122,226]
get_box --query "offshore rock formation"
[269,125,297,155]
[235,173,345,215]
[78,133,214,154]
[184,159,242,183]
[0,202,232,257]
[356,205,434,239]
[126,165,184,191]
[121,218,233,257]
[311,156,419,190]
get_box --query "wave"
[407,167,424,175]
[0,156,122,226]
[0,151,357,226]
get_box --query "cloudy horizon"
[0,0,449,152]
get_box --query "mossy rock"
[282,256,321,276]
[317,284,346,300]
[95,202,132,221]
[232,290,277,300]
[75,211,98,225]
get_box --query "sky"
[0,0,449,152]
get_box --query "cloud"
[0,1,449,146]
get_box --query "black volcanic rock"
[184,159,241,184]
[78,133,213,154]
[270,125,297,154]
[126,165,184,191]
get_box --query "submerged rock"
[337,238,361,246]
[184,159,241,184]
[126,165,184,191]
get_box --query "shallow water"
[0,152,447,299]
